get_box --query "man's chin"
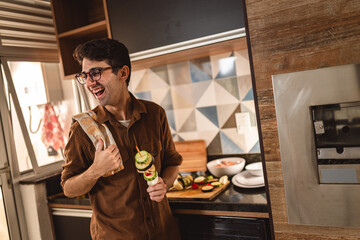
[95,98,106,106]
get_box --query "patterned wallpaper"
[129,49,260,155]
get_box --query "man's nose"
[85,76,96,87]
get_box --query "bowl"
[245,162,263,176]
[207,157,246,177]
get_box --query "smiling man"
[61,38,182,240]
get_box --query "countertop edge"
[48,203,269,219]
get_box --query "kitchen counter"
[23,164,268,219]
[49,182,270,240]
[47,154,268,218]
[48,181,268,218]
[169,184,267,215]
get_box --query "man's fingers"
[149,191,166,202]
[96,138,104,152]
[150,196,163,202]
[106,144,116,152]
[112,146,120,155]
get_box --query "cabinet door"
[51,208,92,240]
[107,0,245,54]
[175,214,269,240]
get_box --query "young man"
[61,38,182,240]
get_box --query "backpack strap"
[72,110,124,176]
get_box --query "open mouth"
[92,87,105,97]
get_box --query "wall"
[20,183,53,240]
[245,0,360,239]
[129,49,260,155]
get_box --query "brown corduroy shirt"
[61,93,183,240]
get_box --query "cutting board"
[174,140,207,173]
[166,181,230,200]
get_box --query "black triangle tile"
[221,104,241,129]
[206,132,222,154]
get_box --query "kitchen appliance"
[311,101,360,184]
[272,63,360,228]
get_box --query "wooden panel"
[245,0,360,238]
[51,0,110,79]
[51,0,105,34]
[166,181,230,200]
[174,140,207,173]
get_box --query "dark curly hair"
[73,38,131,86]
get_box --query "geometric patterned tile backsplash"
[129,49,260,155]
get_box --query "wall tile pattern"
[129,50,259,154]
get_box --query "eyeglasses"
[75,67,112,85]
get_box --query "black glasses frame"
[75,66,113,85]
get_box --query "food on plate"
[201,185,214,192]
[172,174,194,190]
[206,178,219,183]
[194,176,206,185]
[219,175,228,185]
[170,174,228,192]
[210,181,222,188]
[191,183,199,189]
[173,178,184,190]
[207,158,246,177]
[183,174,193,187]
[215,160,237,168]
[205,175,214,181]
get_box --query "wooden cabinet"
[50,0,111,79]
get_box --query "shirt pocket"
[138,141,163,173]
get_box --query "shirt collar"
[93,92,147,124]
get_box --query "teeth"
[92,88,104,94]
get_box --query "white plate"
[245,162,263,176]
[235,171,265,186]
[232,171,265,188]
[232,177,265,188]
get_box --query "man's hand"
[63,138,122,198]
[90,138,122,178]
[147,177,167,202]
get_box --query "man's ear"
[118,66,129,82]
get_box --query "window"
[1,61,78,173]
